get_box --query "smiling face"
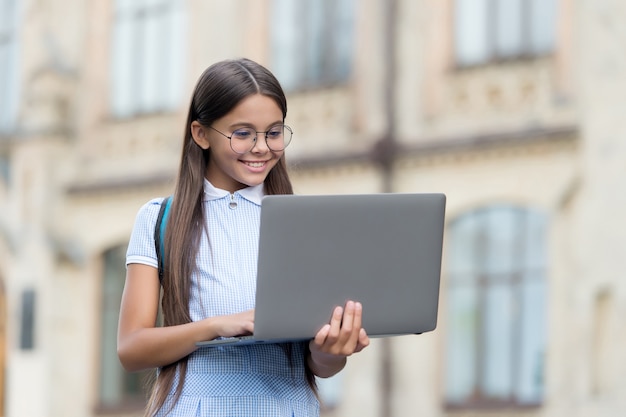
[191,94,285,193]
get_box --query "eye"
[231,128,254,140]
[266,126,284,139]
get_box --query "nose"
[250,132,270,153]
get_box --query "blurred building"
[0,0,625,416]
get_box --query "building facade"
[0,0,625,416]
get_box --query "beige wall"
[1,0,626,416]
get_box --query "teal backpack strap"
[154,196,172,284]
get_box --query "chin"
[238,178,264,188]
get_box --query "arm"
[308,301,370,378]
[117,263,254,372]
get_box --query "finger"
[349,302,365,347]
[341,301,355,334]
[340,301,360,348]
[244,320,255,334]
[355,328,370,352]
[331,305,343,325]
[327,306,343,341]
[352,302,363,330]
[241,310,255,333]
[312,324,331,347]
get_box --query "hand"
[308,301,370,376]
[210,309,255,338]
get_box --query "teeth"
[246,162,264,168]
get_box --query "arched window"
[98,245,151,411]
[444,205,547,408]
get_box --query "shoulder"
[127,198,171,266]
[131,197,171,230]
[135,197,168,216]
[142,196,169,209]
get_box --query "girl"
[118,58,369,416]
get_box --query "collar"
[203,179,264,205]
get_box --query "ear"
[190,121,210,150]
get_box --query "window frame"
[109,0,186,118]
[0,0,20,134]
[443,205,547,410]
[452,0,557,68]
[96,245,151,413]
[270,0,355,92]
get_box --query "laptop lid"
[197,192,446,347]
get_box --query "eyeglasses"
[209,124,293,154]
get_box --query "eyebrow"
[228,120,284,130]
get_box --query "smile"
[242,161,267,168]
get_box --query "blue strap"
[154,196,172,284]
[159,198,172,246]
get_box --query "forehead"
[218,94,283,127]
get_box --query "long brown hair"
[144,59,314,416]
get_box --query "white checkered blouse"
[126,180,319,417]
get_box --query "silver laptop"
[196,192,446,347]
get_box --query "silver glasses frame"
[208,124,293,154]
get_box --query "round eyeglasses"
[209,124,293,154]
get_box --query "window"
[454,0,557,66]
[0,280,6,413]
[19,289,36,350]
[592,289,613,396]
[0,153,9,185]
[99,245,150,410]
[271,0,355,91]
[110,0,186,117]
[0,0,19,133]
[444,206,547,408]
